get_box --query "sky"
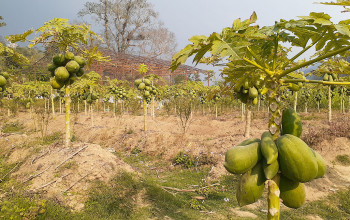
[0,0,348,79]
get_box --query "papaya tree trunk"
[244,105,251,138]
[77,99,80,113]
[215,103,218,118]
[305,102,308,113]
[84,100,87,115]
[90,104,94,127]
[328,86,332,122]
[51,88,55,118]
[152,96,155,119]
[241,102,245,121]
[267,82,282,220]
[65,85,71,148]
[317,101,320,113]
[258,95,261,112]
[59,97,62,114]
[143,99,147,131]
[294,91,298,112]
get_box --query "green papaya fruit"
[138,82,146,90]
[236,162,265,206]
[279,175,305,209]
[144,78,151,86]
[260,131,278,164]
[263,159,279,179]
[53,54,67,66]
[329,75,333,82]
[249,87,258,98]
[224,142,261,174]
[0,75,7,87]
[253,97,258,105]
[281,108,302,138]
[323,74,329,81]
[238,138,260,146]
[288,83,300,92]
[0,72,9,79]
[310,149,327,179]
[54,67,70,83]
[276,134,318,182]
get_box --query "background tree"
[0,16,6,28]
[78,0,177,59]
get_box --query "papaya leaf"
[6,29,34,43]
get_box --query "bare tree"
[138,22,177,59]
[78,0,177,58]
[0,16,6,28]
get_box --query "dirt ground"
[1,109,350,211]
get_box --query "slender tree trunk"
[77,99,80,113]
[294,92,298,112]
[328,86,332,122]
[59,98,62,114]
[244,105,251,138]
[152,96,155,119]
[90,104,94,127]
[215,103,218,118]
[65,85,71,148]
[51,88,55,118]
[143,99,147,131]
[317,101,320,113]
[305,102,308,113]
[241,102,245,121]
[258,95,261,112]
[84,100,87,115]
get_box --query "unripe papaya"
[236,162,265,206]
[281,108,302,138]
[276,134,318,182]
[279,175,305,209]
[238,138,260,146]
[323,74,329,81]
[311,149,327,179]
[224,142,261,174]
[288,83,300,92]
[138,82,146,90]
[249,87,258,98]
[260,131,278,164]
[263,159,279,180]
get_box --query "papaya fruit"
[54,67,70,83]
[0,72,9,79]
[51,78,64,89]
[253,97,258,105]
[276,134,318,182]
[66,60,80,73]
[279,175,305,209]
[144,78,151,86]
[238,138,260,146]
[236,162,265,206]
[260,131,278,164]
[65,52,75,60]
[311,149,327,179]
[249,87,258,98]
[288,83,300,92]
[0,75,7,87]
[74,56,86,68]
[76,68,85,77]
[53,54,66,66]
[138,82,146,90]
[263,159,279,179]
[135,79,142,86]
[224,142,261,174]
[323,74,329,81]
[281,108,302,138]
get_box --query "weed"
[335,154,350,166]
[1,122,24,133]
[131,146,142,155]
[189,199,205,210]
[173,151,195,168]
[41,131,63,145]
[126,127,134,134]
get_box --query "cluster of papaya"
[199,96,206,104]
[135,78,158,103]
[49,52,86,89]
[0,71,9,94]
[213,94,221,102]
[323,72,339,94]
[235,81,261,105]
[189,89,196,99]
[82,90,99,104]
[109,86,128,100]
[224,108,326,208]
[287,82,303,92]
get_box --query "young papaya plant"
[7,18,108,147]
[171,11,350,219]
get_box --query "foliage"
[335,154,350,166]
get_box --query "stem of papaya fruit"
[267,81,281,220]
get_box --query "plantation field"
[1,109,350,219]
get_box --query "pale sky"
[0,0,348,77]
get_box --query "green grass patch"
[41,131,63,145]
[1,121,24,133]
[335,154,350,166]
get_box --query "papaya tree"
[171,11,350,219]
[7,18,108,147]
